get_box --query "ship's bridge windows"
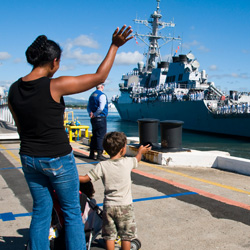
[166,75,176,83]
[150,80,158,87]
[178,74,183,81]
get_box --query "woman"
[8,25,133,250]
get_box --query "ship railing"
[0,96,15,125]
[177,83,188,89]
[205,99,250,115]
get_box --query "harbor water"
[68,108,250,160]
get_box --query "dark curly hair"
[79,181,95,199]
[103,131,127,157]
[25,35,62,68]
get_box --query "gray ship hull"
[114,101,250,138]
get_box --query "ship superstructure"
[112,0,250,138]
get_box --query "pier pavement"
[1,139,250,250]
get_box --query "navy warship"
[112,0,250,138]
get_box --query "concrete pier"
[1,138,250,250]
[126,137,250,176]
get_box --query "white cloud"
[105,86,119,93]
[229,73,249,79]
[63,45,103,64]
[71,35,99,49]
[242,49,250,54]
[114,51,144,65]
[0,52,11,60]
[103,78,111,85]
[0,80,12,89]
[182,40,199,49]
[209,65,218,71]
[231,73,238,78]
[74,51,102,65]
[210,73,250,80]
[62,35,102,64]
[161,54,172,61]
[241,74,249,79]
[59,64,76,71]
[65,35,99,49]
[62,36,143,66]
[64,50,144,66]
[13,58,23,63]
[182,40,209,53]
[77,96,88,101]
[198,45,210,52]
[190,40,199,46]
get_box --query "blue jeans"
[21,151,86,250]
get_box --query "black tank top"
[8,77,72,157]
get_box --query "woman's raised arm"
[51,25,133,101]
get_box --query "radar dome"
[186,53,195,60]
[191,60,200,69]
[138,61,144,72]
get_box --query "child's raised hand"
[139,144,152,154]
[136,144,151,162]
[112,25,134,48]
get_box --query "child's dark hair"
[103,131,127,157]
[79,181,95,199]
[25,35,62,68]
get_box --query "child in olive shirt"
[79,131,151,250]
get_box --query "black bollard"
[160,120,184,151]
[137,118,159,148]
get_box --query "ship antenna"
[134,0,181,72]
[157,0,161,12]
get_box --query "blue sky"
[1,0,250,101]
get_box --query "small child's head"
[103,131,127,158]
[80,181,95,199]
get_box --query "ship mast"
[134,0,181,72]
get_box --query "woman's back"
[8,77,71,157]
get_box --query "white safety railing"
[0,96,15,125]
